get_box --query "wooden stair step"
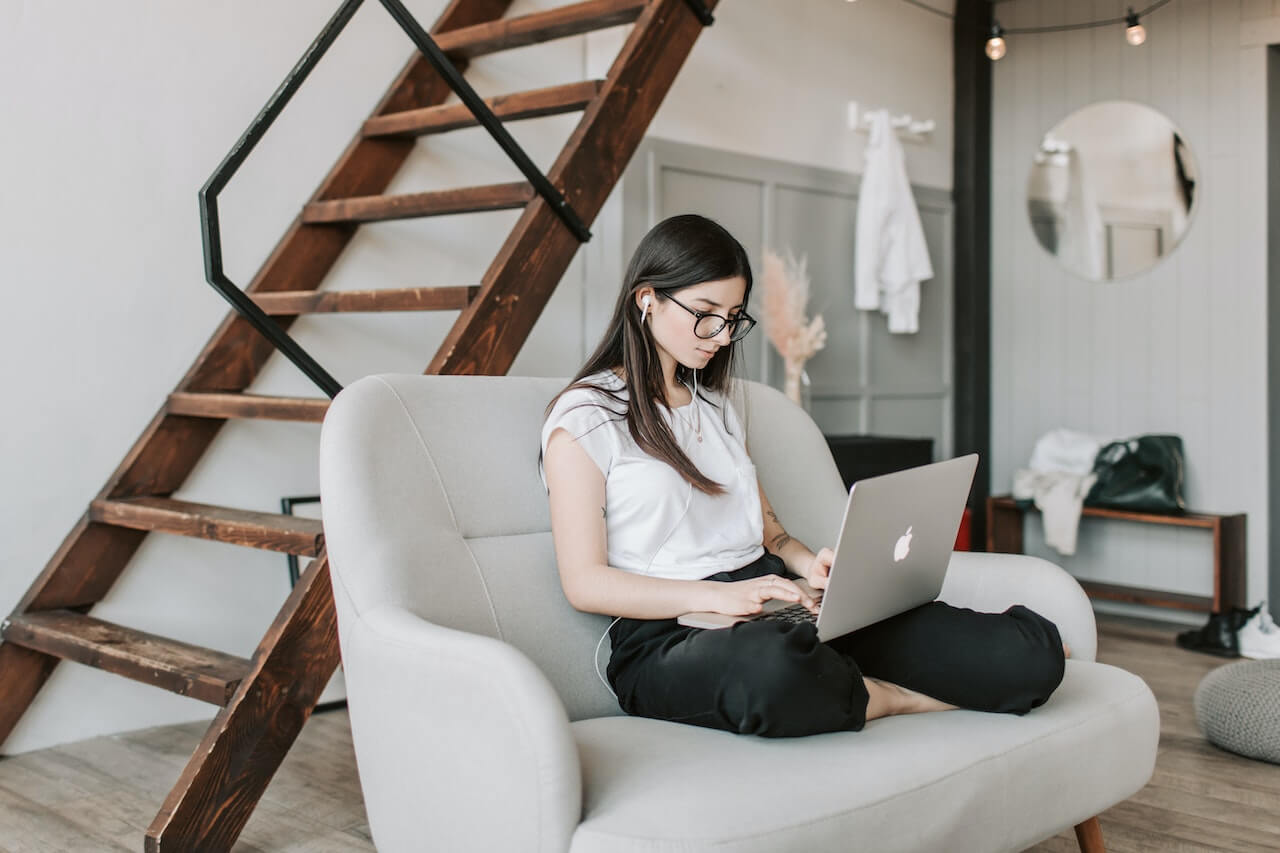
[89,497,324,556]
[303,181,533,225]
[435,0,647,59]
[250,285,480,315]
[363,80,605,138]
[2,610,251,706]
[167,392,330,423]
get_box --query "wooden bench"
[986,495,1246,614]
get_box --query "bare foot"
[864,677,958,721]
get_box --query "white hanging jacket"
[854,109,934,334]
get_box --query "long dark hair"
[546,214,753,496]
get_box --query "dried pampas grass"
[761,249,827,405]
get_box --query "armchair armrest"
[939,552,1098,662]
[337,599,581,853]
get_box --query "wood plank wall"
[990,0,1272,608]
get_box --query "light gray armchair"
[318,374,1159,853]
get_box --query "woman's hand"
[706,574,819,616]
[800,547,835,591]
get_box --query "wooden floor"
[1027,615,1280,853]
[1,614,1277,852]
[0,701,373,853]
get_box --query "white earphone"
[641,294,652,322]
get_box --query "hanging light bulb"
[1125,8,1146,46]
[985,23,1007,61]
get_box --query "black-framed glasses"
[662,292,757,342]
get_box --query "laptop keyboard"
[752,602,819,626]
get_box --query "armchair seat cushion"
[570,661,1157,853]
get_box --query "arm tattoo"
[766,509,791,551]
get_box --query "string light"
[983,0,1172,60]
[985,23,1007,61]
[1125,8,1147,46]
[977,1,1171,61]
[879,0,1173,61]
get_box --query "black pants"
[606,553,1066,738]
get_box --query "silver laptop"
[677,454,978,642]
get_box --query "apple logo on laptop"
[893,526,913,562]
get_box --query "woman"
[540,214,1065,738]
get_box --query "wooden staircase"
[0,0,718,848]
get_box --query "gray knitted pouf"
[1193,659,1280,765]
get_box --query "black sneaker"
[1175,605,1260,658]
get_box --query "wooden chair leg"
[1074,816,1105,853]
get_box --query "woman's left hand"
[801,547,834,590]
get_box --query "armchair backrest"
[319,374,847,721]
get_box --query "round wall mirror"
[1027,100,1198,281]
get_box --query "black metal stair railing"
[200,0,713,398]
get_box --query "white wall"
[991,0,1273,616]
[0,0,953,753]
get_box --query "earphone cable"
[593,477,695,699]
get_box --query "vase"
[783,359,809,408]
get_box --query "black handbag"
[1085,434,1186,513]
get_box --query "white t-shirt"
[540,370,765,581]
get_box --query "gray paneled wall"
[615,137,954,457]
[991,0,1271,608]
